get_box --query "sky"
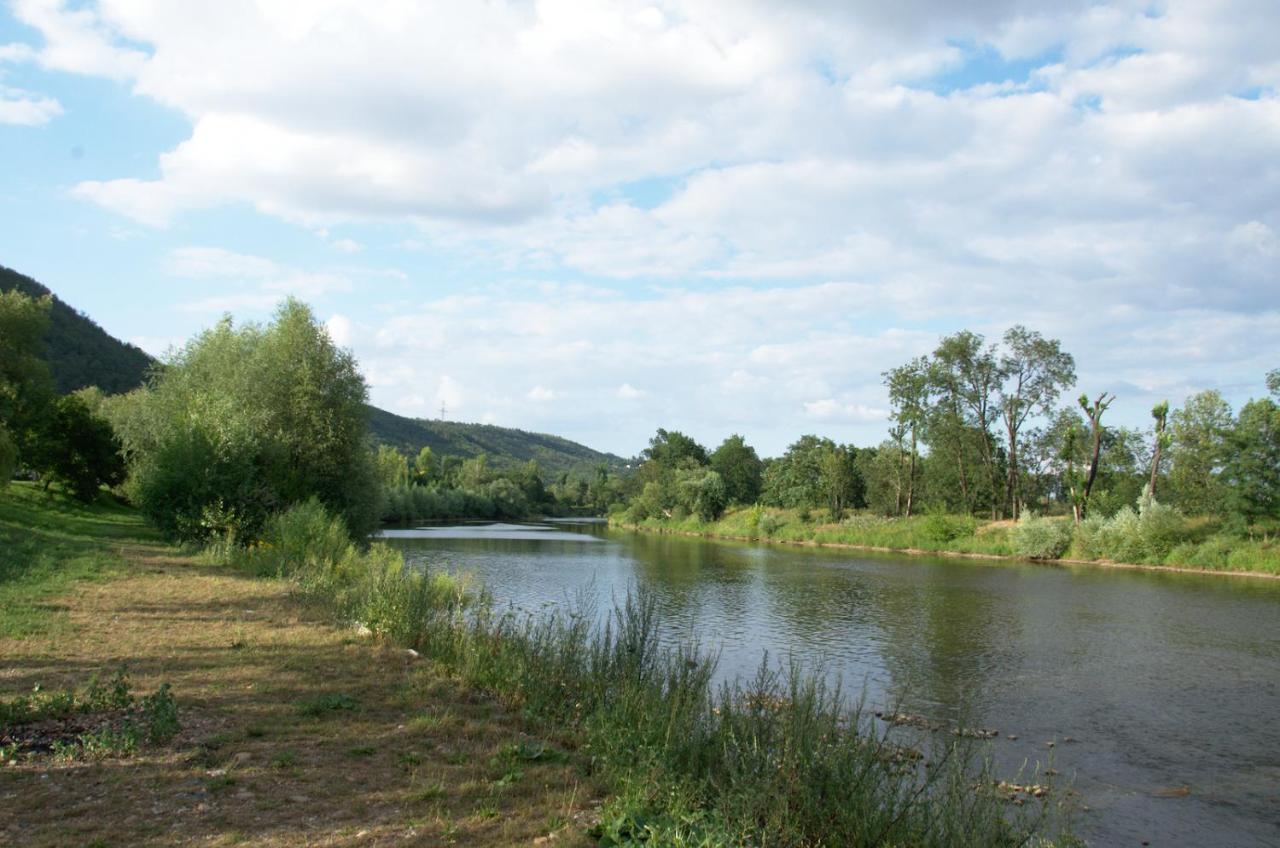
[0,0,1276,458]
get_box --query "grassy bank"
[2,485,1071,845]
[0,484,598,847]
[225,499,1070,847]
[611,505,1280,576]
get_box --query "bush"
[1012,512,1072,559]
[106,300,379,542]
[1070,497,1190,564]
[921,511,977,546]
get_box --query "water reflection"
[381,522,1280,848]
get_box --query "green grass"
[617,505,1016,557]
[615,504,1280,575]
[0,482,159,638]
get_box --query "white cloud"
[527,385,557,402]
[617,383,646,400]
[325,313,353,347]
[331,238,363,254]
[8,1,1277,452]
[0,83,62,125]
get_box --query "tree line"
[620,326,1279,534]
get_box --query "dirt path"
[0,543,597,847]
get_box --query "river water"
[381,521,1280,847]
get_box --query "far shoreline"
[610,520,1280,582]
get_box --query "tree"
[28,393,125,501]
[931,331,1003,517]
[710,434,763,505]
[1224,397,1280,526]
[0,289,53,480]
[996,326,1076,518]
[374,445,410,487]
[884,357,930,517]
[1267,368,1279,399]
[1073,392,1113,522]
[641,428,709,470]
[1148,401,1170,499]
[1167,390,1233,515]
[412,446,435,484]
[106,299,379,541]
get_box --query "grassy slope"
[0,483,598,847]
[615,506,1280,576]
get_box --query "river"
[381,520,1280,847]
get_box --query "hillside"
[4,264,624,478]
[367,405,627,478]
[0,265,155,395]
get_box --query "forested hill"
[4,264,624,477]
[367,405,627,478]
[1,264,154,394]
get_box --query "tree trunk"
[905,426,917,518]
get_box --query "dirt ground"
[0,542,601,847]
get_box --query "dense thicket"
[105,299,379,541]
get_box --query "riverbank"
[610,506,1280,579]
[0,483,597,847]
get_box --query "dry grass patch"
[0,543,599,847]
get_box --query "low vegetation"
[614,499,1280,575]
[220,499,1071,847]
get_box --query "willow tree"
[107,299,378,541]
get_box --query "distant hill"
[367,406,627,478]
[3,264,624,478]
[0,264,154,395]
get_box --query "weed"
[295,693,358,716]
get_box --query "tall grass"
[230,499,1065,847]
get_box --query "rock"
[230,752,251,766]
[405,649,420,659]
[354,623,373,638]
[1007,734,1018,741]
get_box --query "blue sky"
[1,0,1277,457]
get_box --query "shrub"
[921,512,977,546]
[1012,512,1072,559]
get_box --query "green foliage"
[1012,513,1072,559]
[687,469,727,522]
[373,444,410,488]
[366,404,626,479]
[762,435,863,515]
[106,299,379,542]
[1167,390,1233,515]
[0,265,152,396]
[1224,398,1280,525]
[27,393,125,501]
[1071,497,1190,564]
[0,287,54,479]
[921,511,978,545]
[641,428,709,469]
[709,434,762,505]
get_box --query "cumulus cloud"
[0,83,61,125]
[8,1,1278,451]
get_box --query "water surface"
[383,522,1280,847]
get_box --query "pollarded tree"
[107,299,379,541]
[710,434,763,505]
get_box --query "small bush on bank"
[1070,497,1191,564]
[1013,513,1073,559]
